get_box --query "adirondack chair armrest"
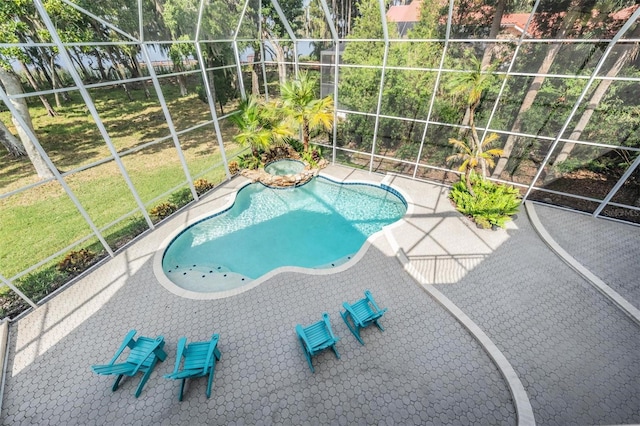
[364,290,387,315]
[321,313,338,342]
[131,336,165,375]
[108,329,137,366]
[168,337,188,377]
[153,339,168,362]
[342,302,362,325]
[295,325,312,351]
[202,334,220,375]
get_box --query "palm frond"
[448,138,473,155]
[481,132,500,147]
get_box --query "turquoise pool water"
[162,177,406,293]
[264,159,305,175]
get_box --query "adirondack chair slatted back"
[182,342,216,373]
[296,312,340,373]
[341,290,388,345]
[165,334,221,401]
[129,337,164,369]
[304,322,334,351]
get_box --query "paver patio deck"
[1,165,638,425]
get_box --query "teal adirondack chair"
[164,334,222,401]
[295,312,340,373]
[91,330,167,398]
[341,290,388,345]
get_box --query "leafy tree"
[554,19,640,165]
[445,54,503,195]
[229,97,293,158]
[338,0,445,164]
[492,0,638,178]
[280,71,334,152]
[258,0,304,84]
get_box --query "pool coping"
[152,171,413,300]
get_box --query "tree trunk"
[130,53,152,99]
[0,68,54,179]
[465,165,476,197]
[105,49,133,101]
[53,66,71,102]
[20,61,57,117]
[492,11,579,179]
[174,62,188,96]
[554,44,634,164]
[303,118,310,151]
[206,70,223,115]
[251,45,261,97]
[0,119,26,156]
[264,30,288,85]
[70,47,91,80]
[177,74,188,97]
[251,65,261,97]
[93,49,108,80]
[32,54,53,88]
[481,0,508,69]
[455,1,507,136]
[50,55,62,108]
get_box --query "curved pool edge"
[153,171,414,300]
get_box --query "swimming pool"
[158,176,407,296]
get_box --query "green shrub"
[288,138,304,153]
[169,189,192,207]
[310,145,323,163]
[449,173,520,229]
[57,249,97,276]
[103,216,148,250]
[238,153,262,170]
[553,158,583,174]
[150,202,178,220]
[300,145,323,168]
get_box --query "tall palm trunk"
[303,118,310,151]
[457,0,507,133]
[465,164,476,197]
[481,0,508,69]
[492,11,580,178]
[554,27,639,165]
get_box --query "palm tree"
[446,54,498,176]
[280,71,334,152]
[447,133,504,197]
[445,53,504,196]
[229,96,292,158]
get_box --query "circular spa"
[158,176,407,296]
[264,159,306,176]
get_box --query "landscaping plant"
[150,202,179,220]
[449,172,520,229]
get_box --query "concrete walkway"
[1,165,638,425]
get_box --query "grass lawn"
[0,81,241,279]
